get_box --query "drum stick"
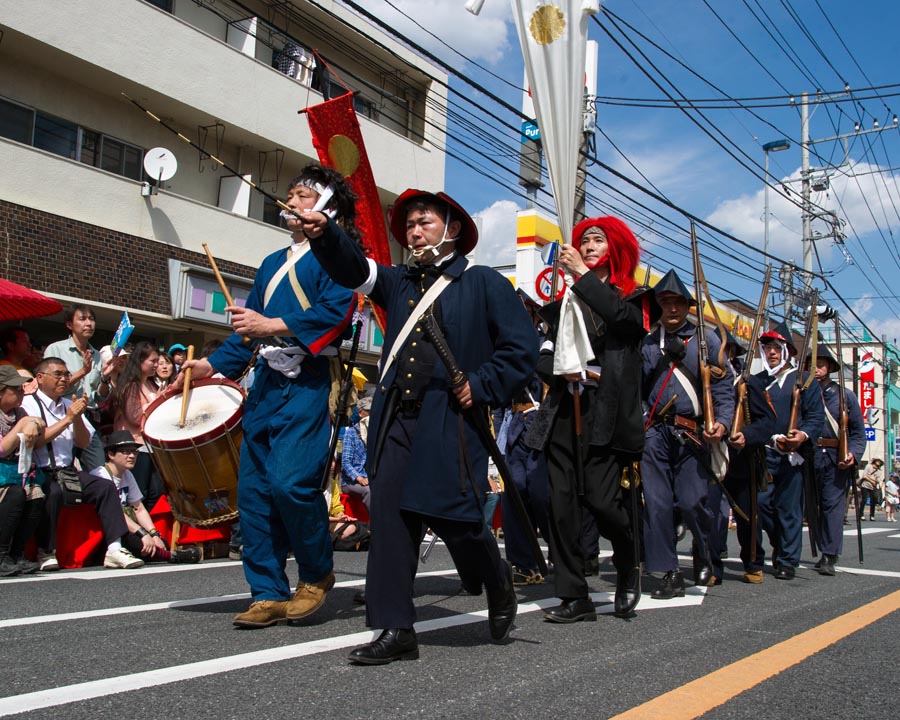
[202,243,251,344]
[179,345,195,428]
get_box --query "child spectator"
[885,473,899,523]
[167,344,187,373]
[91,431,201,564]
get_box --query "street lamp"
[763,139,791,323]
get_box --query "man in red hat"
[525,217,657,621]
[754,323,824,580]
[302,189,537,664]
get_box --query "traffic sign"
[865,427,876,442]
[535,267,566,302]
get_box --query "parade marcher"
[181,163,357,628]
[526,217,656,620]
[755,322,824,579]
[806,345,865,575]
[494,289,552,586]
[640,270,734,598]
[305,188,537,664]
[713,332,776,584]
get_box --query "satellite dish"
[143,147,178,182]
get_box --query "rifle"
[833,312,864,562]
[730,265,771,440]
[319,316,364,492]
[421,315,548,576]
[778,290,819,450]
[690,221,717,434]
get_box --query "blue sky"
[346,1,900,344]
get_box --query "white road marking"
[0,569,460,629]
[0,586,705,717]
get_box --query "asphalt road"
[1,519,898,720]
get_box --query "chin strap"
[408,208,458,259]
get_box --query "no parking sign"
[535,267,567,302]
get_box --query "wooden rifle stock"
[833,312,850,464]
[729,265,771,442]
[730,380,748,438]
[700,363,715,434]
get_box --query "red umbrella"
[0,278,63,321]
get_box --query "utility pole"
[800,92,813,295]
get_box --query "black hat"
[653,270,696,306]
[516,288,541,309]
[760,321,798,356]
[104,430,141,451]
[805,345,840,372]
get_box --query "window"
[0,96,143,181]
[145,0,173,12]
[262,196,282,228]
[0,98,33,144]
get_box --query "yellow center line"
[612,587,900,720]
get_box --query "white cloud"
[852,294,900,345]
[472,199,520,267]
[349,0,513,66]
[705,161,900,266]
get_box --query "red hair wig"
[572,216,640,296]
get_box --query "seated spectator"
[21,358,136,570]
[113,342,163,511]
[91,431,201,564]
[168,344,187,373]
[340,396,371,511]
[0,366,46,576]
[325,471,369,552]
[44,305,105,471]
[0,327,34,371]
[155,351,174,391]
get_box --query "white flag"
[509,1,598,245]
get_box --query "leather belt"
[511,402,536,414]
[817,438,839,448]
[655,414,700,434]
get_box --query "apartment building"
[0,0,447,361]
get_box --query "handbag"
[53,467,84,506]
[35,399,84,507]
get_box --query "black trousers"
[546,391,635,599]
[365,412,507,630]
[37,471,129,552]
[132,452,163,513]
[0,485,45,558]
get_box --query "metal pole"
[764,149,771,325]
[801,92,813,294]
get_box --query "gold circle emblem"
[529,5,566,46]
[327,134,360,177]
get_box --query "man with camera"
[21,357,132,570]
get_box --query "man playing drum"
[182,164,359,628]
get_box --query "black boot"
[0,555,20,578]
[169,546,202,564]
[487,562,517,641]
[651,570,686,599]
[583,555,600,576]
[348,628,419,665]
[614,567,641,617]
[13,556,39,575]
[816,554,836,576]
[544,597,597,623]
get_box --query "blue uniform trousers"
[641,424,712,573]
[366,412,507,630]
[238,366,333,601]
[710,461,764,577]
[757,457,803,568]
[814,449,849,557]
[500,433,550,572]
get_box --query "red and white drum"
[141,378,245,527]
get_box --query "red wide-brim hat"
[389,189,478,256]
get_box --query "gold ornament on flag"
[327,134,360,177]
[529,5,566,45]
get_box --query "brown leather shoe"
[233,600,289,628]
[742,570,764,584]
[286,572,335,621]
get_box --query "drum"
[141,378,245,527]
